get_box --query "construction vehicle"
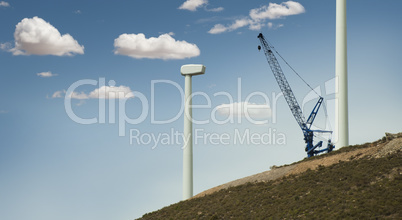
[257,33,334,157]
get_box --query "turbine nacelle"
[181,64,206,76]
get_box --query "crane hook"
[258,45,261,51]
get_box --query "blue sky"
[0,0,401,219]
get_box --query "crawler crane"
[258,33,334,157]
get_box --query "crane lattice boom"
[258,33,307,131]
[257,33,334,157]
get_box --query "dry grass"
[138,133,402,219]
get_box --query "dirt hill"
[138,132,402,219]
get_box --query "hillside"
[138,132,402,219]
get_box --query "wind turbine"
[335,0,349,148]
[181,64,206,200]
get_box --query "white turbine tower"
[181,64,206,200]
[335,0,349,148]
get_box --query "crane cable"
[266,39,333,135]
[266,39,319,96]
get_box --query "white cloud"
[208,18,251,34]
[249,22,265,31]
[52,90,64,98]
[52,85,135,100]
[114,33,200,60]
[88,86,134,99]
[179,0,224,12]
[208,24,228,34]
[250,1,305,20]
[230,18,251,30]
[10,17,84,56]
[268,22,273,29]
[0,42,11,50]
[75,100,86,106]
[267,22,284,29]
[179,0,207,11]
[0,1,9,7]
[208,83,216,89]
[208,1,305,34]
[216,102,272,118]
[206,7,224,12]
[67,91,89,100]
[37,71,57,77]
